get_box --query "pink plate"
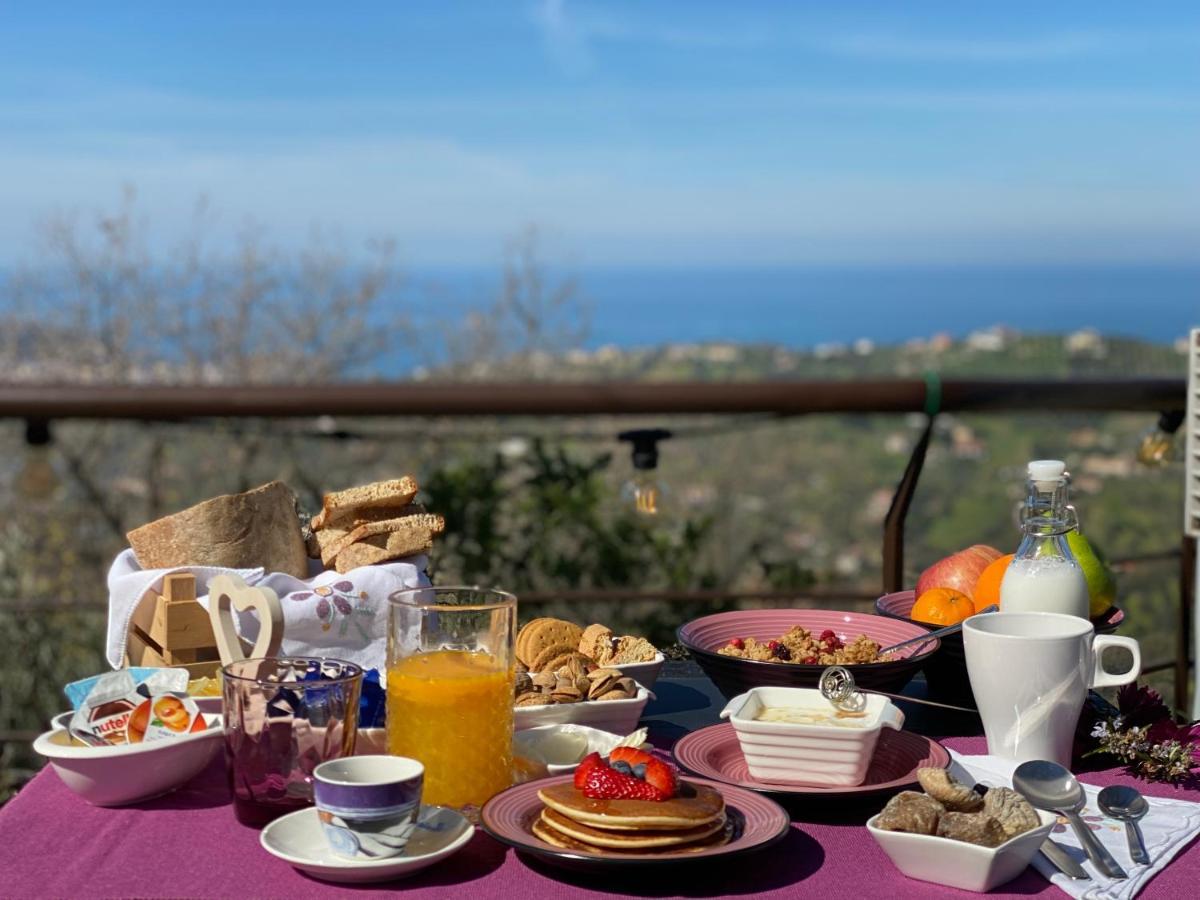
[480,774,791,870]
[673,723,950,799]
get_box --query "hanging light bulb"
[1136,410,1184,467]
[17,419,60,501]
[618,429,672,517]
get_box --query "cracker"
[524,619,584,669]
[531,642,580,673]
[517,618,554,667]
[578,624,615,663]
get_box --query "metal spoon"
[1013,760,1128,880]
[1098,785,1150,866]
[878,605,999,656]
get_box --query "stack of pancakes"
[533,781,731,855]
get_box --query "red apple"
[916,544,1004,603]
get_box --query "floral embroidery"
[1052,809,1115,834]
[289,581,374,639]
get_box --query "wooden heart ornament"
[207,573,284,666]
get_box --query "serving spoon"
[1098,785,1150,866]
[877,604,999,657]
[1013,760,1128,880]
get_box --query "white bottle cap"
[1027,459,1066,485]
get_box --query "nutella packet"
[68,669,209,746]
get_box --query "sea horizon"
[383,262,1199,375]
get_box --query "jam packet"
[68,669,209,746]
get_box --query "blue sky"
[1,1,1198,266]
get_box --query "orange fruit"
[911,587,975,626]
[972,553,1015,613]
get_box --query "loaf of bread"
[127,481,309,578]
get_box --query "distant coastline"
[385,263,1199,376]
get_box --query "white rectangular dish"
[608,652,665,689]
[719,685,903,785]
[514,686,652,735]
[866,808,1057,892]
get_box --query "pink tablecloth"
[4,735,1199,899]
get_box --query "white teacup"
[963,611,1140,766]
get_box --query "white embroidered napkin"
[950,751,1200,900]
[106,548,430,673]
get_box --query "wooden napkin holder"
[124,573,222,679]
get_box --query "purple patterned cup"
[313,755,424,859]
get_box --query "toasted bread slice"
[311,477,419,530]
[321,508,443,566]
[333,528,436,574]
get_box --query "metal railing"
[1,377,1193,707]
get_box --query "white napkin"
[106,548,431,673]
[950,751,1200,900]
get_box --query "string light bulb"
[1136,410,1184,467]
[618,428,672,517]
[17,419,60,501]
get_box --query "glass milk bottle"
[999,460,1090,619]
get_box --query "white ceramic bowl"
[867,808,1057,892]
[608,652,665,689]
[719,685,903,785]
[514,686,652,735]
[514,724,632,774]
[33,714,224,807]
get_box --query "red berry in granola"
[767,640,780,650]
[729,637,744,650]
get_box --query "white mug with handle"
[964,611,1140,766]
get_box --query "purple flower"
[1117,685,1171,729]
[1147,718,1187,745]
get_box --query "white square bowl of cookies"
[517,618,662,686]
[866,771,1056,893]
[513,687,652,735]
[513,659,653,735]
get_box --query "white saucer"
[260,804,474,883]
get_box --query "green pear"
[1066,529,1117,618]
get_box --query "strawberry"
[608,746,654,768]
[608,747,679,799]
[574,752,605,790]
[581,765,667,801]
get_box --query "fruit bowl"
[677,609,938,701]
[874,591,1126,707]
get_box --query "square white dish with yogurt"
[719,685,904,786]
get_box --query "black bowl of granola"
[677,608,938,701]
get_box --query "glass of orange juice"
[386,586,516,811]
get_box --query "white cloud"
[527,4,1198,66]
[1,130,1197,267]
[530,0,593,75]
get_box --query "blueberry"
[632,763,647,780]
[611,760,633,775]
